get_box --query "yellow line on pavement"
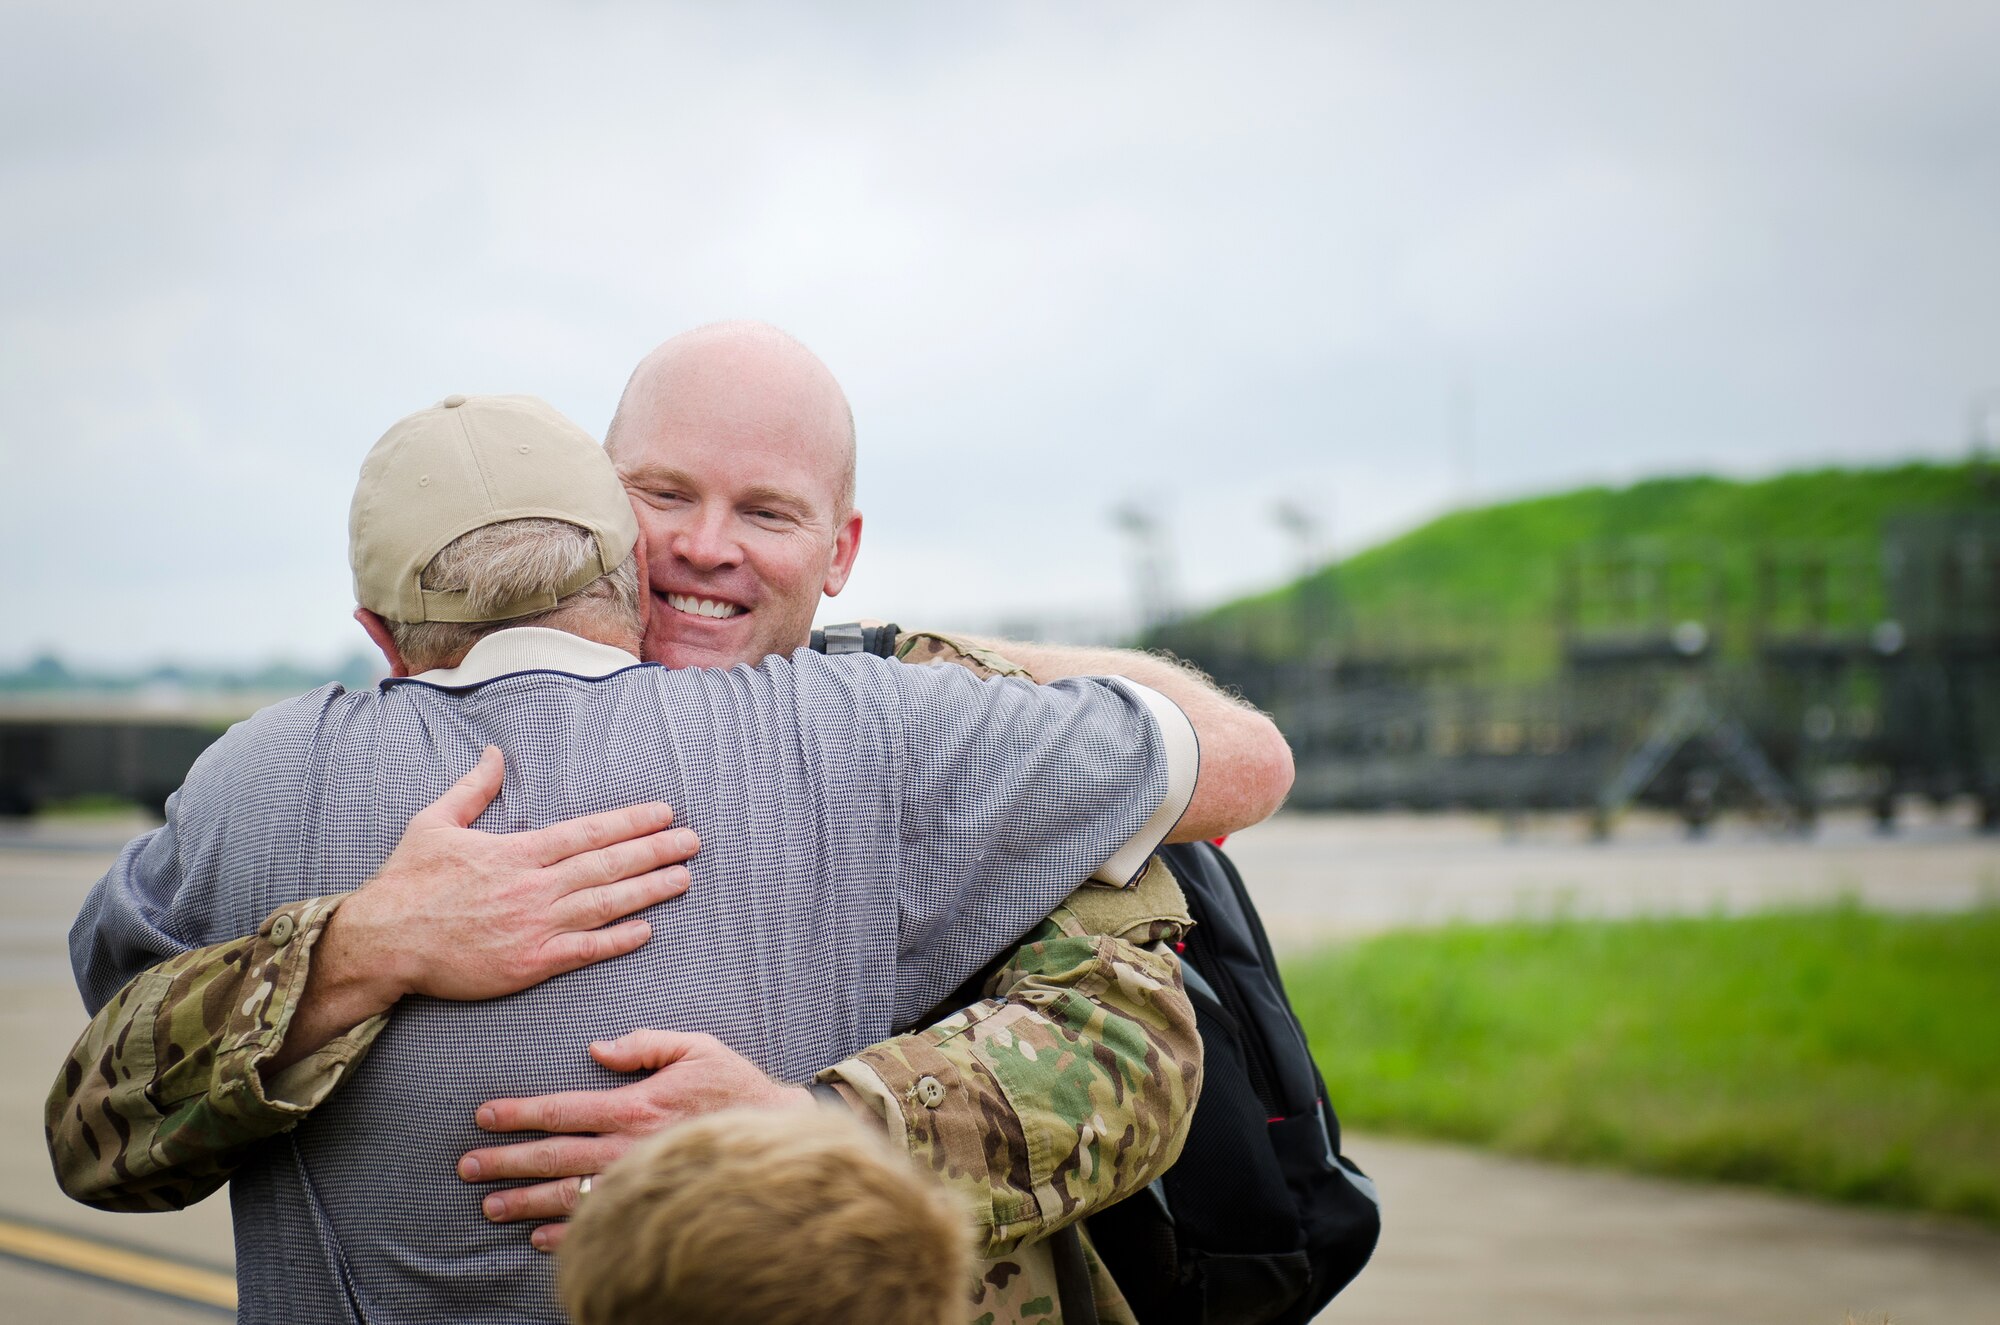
[0,1216,236,1310]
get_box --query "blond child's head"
[557,1106,971,1325]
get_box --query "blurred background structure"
[1148,465,2000,832]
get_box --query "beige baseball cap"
[349,393,639,624]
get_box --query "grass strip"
[1286,903,2000,1221]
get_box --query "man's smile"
[661,592,748,620]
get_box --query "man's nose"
[665,507,743,571]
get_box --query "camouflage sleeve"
[819,630,1201,1261]
[895,629,1039,681]
[818,855,1201,1258]
[45,894,387,1212]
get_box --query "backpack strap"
[1050,1225,1098,1322]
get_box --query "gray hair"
[389,519,642,673]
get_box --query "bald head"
[606,321,856,515]
[606,321,866,669]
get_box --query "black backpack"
[1076,840,1381,1324]
[814,626,1381,1321]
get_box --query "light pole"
[1272,501,1321,578]
[1110,501,1177,636]
[1273,498,1339,655]
[1968,389,2000,461]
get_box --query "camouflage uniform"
[47,632,1200,1323]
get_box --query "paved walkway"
[1326,1133,2000,1324]
[1224,805,1999,950]
[1,828,235,1322]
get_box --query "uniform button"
[914,1076,946,1109]
[439,393,468,408]
[268,913,297,947]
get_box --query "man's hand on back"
[459,1028,814,1251]
[268,749,701,1071]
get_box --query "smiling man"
[52,324,1288,1323]
[607,322,863,670]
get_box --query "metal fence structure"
[1158,513,2000,832]
[0,700,238,816]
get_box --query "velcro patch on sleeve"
[1056,856,1192,940]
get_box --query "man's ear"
[355,608,412,678]
[822,509,863,598]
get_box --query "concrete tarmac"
[1331,1133,2000,1325]
[4,810,1997,1322]
[1225,804,2000,951]
[2,823,235,1322]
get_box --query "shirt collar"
[404,626,644,689]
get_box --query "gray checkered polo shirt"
[69,628,1193,1324]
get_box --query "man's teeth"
[665,593,745,620]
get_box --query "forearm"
[264,893,407,1072]
[815,863,1202,1256]
[47,895,387,1211]
[837,631,1202,1252]
[50,741,690,1212]
[946,634,1295,840]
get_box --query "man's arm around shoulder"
[903,632,1295,843]
[46,752,699,1211]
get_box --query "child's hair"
[557,1106,971,1325]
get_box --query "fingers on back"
[527,803,676,866]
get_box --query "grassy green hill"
[1179,460,1995,674]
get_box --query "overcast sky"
[4,1,1996,668]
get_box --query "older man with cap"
[61,389,1291,1323]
